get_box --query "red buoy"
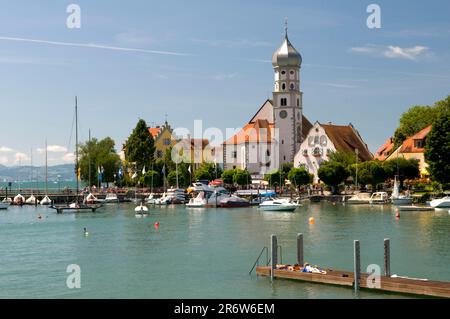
[154,222,160,230]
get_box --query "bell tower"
[272,20,303,164]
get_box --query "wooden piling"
[270,235,278,282]
[354,240,361,292]
[384,238,391,277]
[297,233,304,266]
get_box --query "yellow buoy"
[309,217,315,225]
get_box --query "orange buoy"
[309,217,315,225]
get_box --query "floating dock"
[256,266,450,298]
[252,234,450,299]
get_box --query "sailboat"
[25,149,37,205]
[51,97,102,214]
[134,166,149,215]
[40,140,52,205]
[391,176,413,205]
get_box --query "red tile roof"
[400,125,432,153]
[374,137,394,161]
[148,127,161,138]
[223,119,274,145]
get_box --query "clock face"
[279,110,288,119]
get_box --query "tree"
[193,162,222,182]
[124,119,155,172]
[288,168,313,191]
[327,150,357,168]
[233,169,252,186]
[393,96,449,148]
[383,158,420,187]
[317,162,349,194]
[265,170,285,187]
[425,107,450,185]
[281,163,294,175]
[141,170,163,188]
[221,169,236,185]
[78,137,121,186]
[352,160,387,191]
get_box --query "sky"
[0,0,449,166]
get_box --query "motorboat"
[186,187,230,207]
[145,193,158,204]
[391,177,413,205]
[40,195,52,205]
[0,201,10,210]
[219,196,250,208]
[159,188,186,205]
[429,196,450,208]
[259,198,299,212]
[104,193,119,203]
[84,193,104,204]
[135,203,149,217]
[397,205,435,212]
[346,192,371,204]
[25,195,37,205]
[2,197,12,204]
[369,192,390,205]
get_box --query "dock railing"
[249,246,269,275]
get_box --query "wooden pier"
[253,234,450,298]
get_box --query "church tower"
[272,21,303,165]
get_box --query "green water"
[0,203,449,299]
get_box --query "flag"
[77,167,81,181]
[142,166,146,175]
[162,165,166,175]
[188,165,191,174]
[132,172,138,179]
[118,168,123,179]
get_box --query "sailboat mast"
[75,96,79,196]
[88,129,91,191]
[45,139,48,194]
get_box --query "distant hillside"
[0,164,75,182]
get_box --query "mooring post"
[354,240,361,292]
[270,234,278,282]
[384,238,391,277]
[297,233,304,266]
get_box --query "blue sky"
[0,0,449,166]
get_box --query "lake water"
[0,202,449,299]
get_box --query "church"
[222,26,312,180]
[222,25,372,182]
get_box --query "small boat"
[369,192,390,205]
[135,203,149,217]
[51,203,102,214]
[2,197,12,204]
[391,177,413,205]
[429,196,450,208]
[104,193,119,203]
[397,205,435,212]
[346,192,371,204]
[145,193,157,204]
[259,198,299,212]
[25,195,37,205]
[186,187,230,207]
[40,195,52,205]
[84,193,103,204]
[219,196,250,208]
[13,194,25,205]
[0,201,10,210]
[159,188,186,205]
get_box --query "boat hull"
[392,198,413,206]
[259,205,298,212]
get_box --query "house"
[294,122,373,183]
[374,137,394,161]
[173,136,222,173]
[148,121,177,160]
[384,125,432,177]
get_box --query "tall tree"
[288,168,313,192]
[124,119,155,172]
[78,137,121,186]
[425,107,450,185]
[318,162,349,194]
[233,169,252,187]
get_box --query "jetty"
[252,234,450,298]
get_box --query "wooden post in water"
[270,234,278,282]
[297,233,304,266]
[353,240,361,292]
[384,238,391,277]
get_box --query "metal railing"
[248,245,283,275]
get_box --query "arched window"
[282,83,286,90]
[290,83,295,90]
[297,98,300,106]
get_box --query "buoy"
[154,222,160,230]
[395,211,400,219]
[309,217,315,225]
[83,227,89,236]
[37,214,42,220]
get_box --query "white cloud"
[37,145,68,153]
[61,153,76,163]
[0,146,15,153]
[0,156,8,165]
[350,44,431,61]
[14,152,29,163]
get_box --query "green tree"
[78,137,121,186]
[425,107,450,185]
[194,162,222,182]
[281,163,294,175]
[393,96,449,148]
[328,150,357,168]
[318,162,349,194]
[265,170,285,187]
[124,119,155,172]
[221,169,236,185]
[288,168,313,191]
[233,169,252,186]
[383,158,420,187]
[352,161,387,191]
[141,170,163,188]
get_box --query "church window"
[284,156,286,161]
[308,136,314,146]
[281,70,286,75]
[266,150,271,157]
[290,70,295,75]
[280,98,287,106]
[290,83,295,90]
[320,135,328,146]
[163,138,171,145]
[281,140,284,145]
[303,149,308,156]
[297,98,300,107]
[282,83,286,90]
[314,136,319,144]
[232,151,237,159]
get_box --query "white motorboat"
[346,192,371,204]
[0,201,10,210]
[145,193,158,204]
[159,188,186,205]
[391,177,413,205]
[397,205,435,212]
[40,195,52,205]
[84,193,104,204]
[135,203,149,217]
[186,187,230,207]
[429,196,450,208]
[2,197,12,204]
[369,192,390,205]
[104,193,119,203]
[259,198,299,212]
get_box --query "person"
[301,263,327,275]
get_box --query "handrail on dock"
[249,246,269,275]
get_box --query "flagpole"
[176,161,179,189]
